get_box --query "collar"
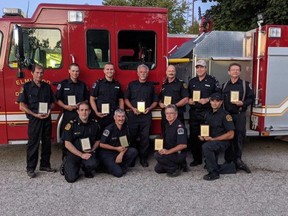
[76,117,91,125]
[68,78,79,84]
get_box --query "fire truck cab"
[0,4,168,144]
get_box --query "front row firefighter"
[200,93,236,181]
[154,105,187,177]
[62,102,101,183]
[99,109,138,177]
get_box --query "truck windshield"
[9,28,62,69]
[118,31,156,70]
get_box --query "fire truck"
[169,19,288,136]
[0,4,168,144]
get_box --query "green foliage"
[102,0,188,33]
[205,0,288,31]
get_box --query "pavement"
[1,137,288,216]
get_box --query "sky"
[0,0,216,19]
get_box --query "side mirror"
[13,25,25,78]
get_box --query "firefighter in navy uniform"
[55,63,89,174]
[222,63,254,173]
[124,64,158,167]
[90,63,124,132]
[154,105,187,177]
[18,63,56,178]
[158,64,189,131]
[62,102,101,183]
[99,109,138,177]
[201,93,235,181]
[56,63,89,136]
[188,59,221,167]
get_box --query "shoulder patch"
[226,114,233,122]
[57,83,61,90]
[103,129,110,137]
[64,123,71,131]
[177,128,184,135]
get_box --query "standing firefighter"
[222,63,254,173]
[18,63,56,178]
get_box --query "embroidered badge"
[177,128,184,135]
[103,129,110,137]
[226,114,233,122]
[64,123,71,131]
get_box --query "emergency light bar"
[68,11,84,23]
[268,27,281,38]
[3,8,25,17]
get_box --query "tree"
[102,0,188,33]
[204,0,288,31]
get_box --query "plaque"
[163,96,172,106]
[81,138,91,152]
[137,101,145,113]
[119,135,129,148]
[200,125,209,137]
[67,95,76,106]
[193,90,201,102]
[154,139,163,150]
[230,91,239,102]
[38,102,48,114]
[101,103,110,114]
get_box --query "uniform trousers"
[127,112,152,159]
[154,152,186,174]
[202,140,230,173]
[64,152,99,183]
[225,112,246,162]
[27,116,52,171]
[99,148,138,177]
[189,109,207,162]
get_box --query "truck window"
[86,30,110,69]
[118,31,156,70]
[9,28,62,69]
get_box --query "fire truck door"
[264,47,288,132]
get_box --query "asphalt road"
[0,137,288,216]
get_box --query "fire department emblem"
[64,123,71,131]
[226,114,233,122]
[103,129,110,137]
[177,128,184,135]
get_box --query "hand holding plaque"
[163,96,172,106]
[38,102,48,114]
[200,125,209,137]
[67,95,76,106]
[230,91,239,102]
[137,101,145,113]
[155,139,163,150]
[193,90,201,102]
[101,103,110,114]
[119,135,129,148]
[81,138,91,152]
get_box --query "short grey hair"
[165,104,178,113]
[114,109,126,117]
[137,64,149,73]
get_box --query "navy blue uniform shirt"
[18,81,55,119]
[164,118,187,150]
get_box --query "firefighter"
[18,63,56,178]
[124,64,158,167]
[90,63,124,132]
[188,59,221,167]
[222,63,254,173]
[62,102,101,183]
[158,64,189,131]
[201,93,235,181]
[154,104,188,177]
[55,62,89,174]
[99,109,138,177]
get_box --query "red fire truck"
[169,20,288,136]
[0,4,168,144]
